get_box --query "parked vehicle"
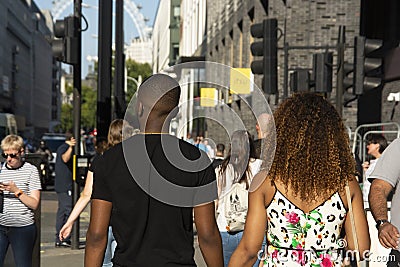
[0,113,17,141]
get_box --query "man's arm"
[62,138,76,163]
[369,179,400,249]
[194,201,223,267]
[85,199,112,267]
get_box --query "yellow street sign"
[200,87,217,107]
[230,68,253,94]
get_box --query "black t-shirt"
[88,154,101,172]
[92,134,217,267]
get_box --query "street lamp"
[126,75,142,88]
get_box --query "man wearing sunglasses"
[0,134,41,266]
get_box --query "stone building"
[0,0,60,137]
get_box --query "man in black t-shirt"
[85,74,223,267]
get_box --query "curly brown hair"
[268,93,355,201]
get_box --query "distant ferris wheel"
[50,0,152,41]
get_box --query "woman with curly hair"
[229,93,370,266]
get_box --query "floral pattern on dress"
[262,189,347,267]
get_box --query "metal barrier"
[351,122,400,160]
[362,130,400,163]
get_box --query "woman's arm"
[60,170,94,240]
[1,181,40,210]
[229,173,267,267]
[344,176,370,259]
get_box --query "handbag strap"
[345,180,361,266]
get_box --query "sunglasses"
[1,153,19,159]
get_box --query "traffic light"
[290,70,310,92]
[313,52,333,93]
[342,62,357,106]
[250,18,278,94]
[52,16,79,65]
[353,36,383,95]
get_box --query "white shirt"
[215,158,262,232]
[0,162,41,227]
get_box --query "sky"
[35,0,160,77]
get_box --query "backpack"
[223,182,248,232]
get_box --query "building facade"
[125,38,153,65]
[0,0,59,137]
[152,0,181,73]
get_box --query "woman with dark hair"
[229,93,370,266]
[362,134,390,265]
[216,130,262,266]
[362,134,388,202]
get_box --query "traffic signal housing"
[52,16,79,65]
[353,36,383,95]
[313,52,333,93]
[342,62,357,106]
[250,18,278,94]
[290,70,310,92]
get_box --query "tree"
[81,84,96,130]
[125,59,152,102]
[60,83,96,132]
[60,103,73,132]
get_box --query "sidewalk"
[36,191,206,267]
[40,191,87,266]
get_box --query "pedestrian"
[361,134,390,266]
[253,113,273,159]
[369,138,400,266]
[229,93,370,266]
[60,119,132,266]
[54,132,76,247]
[85,73,223,266]
[36,139,54,162]
[212,143,225,169]
[0,135,41,266]
[215,130,262,266]
[362,134,388,202]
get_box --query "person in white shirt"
[362,134,388,202]
[0,135,41,266]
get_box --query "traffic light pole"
[97,0,113,138]
[336,26,346,117]
[283,42,289,99]
[71,0,82,250]
[114,0,126,119]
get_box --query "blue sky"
[35,0,159,76]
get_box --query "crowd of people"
[0,74,399,267]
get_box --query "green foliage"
[61,103,73,132]
[81,84,96,129]
[60,59,151,131]
[65,82,73,95]
[125,59,152,103]
[60,85,96,131]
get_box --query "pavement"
[5,189,207,266]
